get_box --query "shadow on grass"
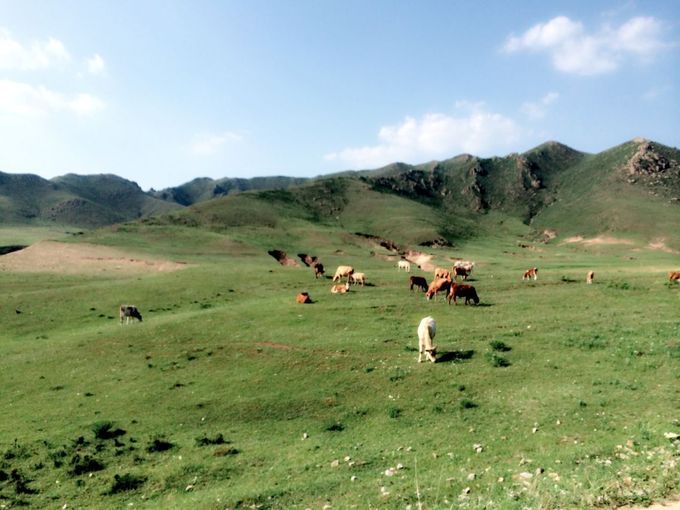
[436,349,475,364]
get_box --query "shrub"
[324,422,345,432]
[460,399,478,409]
[70,454,105,476]
[92,421,126,440]
[195,433,227,446]
[388,407,402,419]
[109,473,147,494]
[146,437,175,453]
[487,353,511,367]
[489,340,511,352]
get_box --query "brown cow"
[447,284,479,305]
[409,275,428,292]
[523,267,538,280]
[669,271,680,282]
[586,271,594,284]
[296,292,312,304]
[426,277,452,301]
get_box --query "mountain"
[1,139,678,247]
[0,173,180,228]
[149,176,309,206]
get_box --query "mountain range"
[1,138,678,248]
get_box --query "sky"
[0,0,678,190]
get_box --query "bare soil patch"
[618,497,680,510]
[562,235,636,246]
[0,241,189,275]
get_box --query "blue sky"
[0,0,678,190]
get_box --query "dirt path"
[0,240,189,275]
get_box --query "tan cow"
[586,271,594,284]
[434,267,451,280]
[349,272,365,286]
[331,282,351,294]
[417,316,437,363]
[332,265,354,282]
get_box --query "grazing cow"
[453,266,470,280]
[313,263,325,279]
[447,284,480,305]
[453,260,475,273]
[397,260,411,272]
[586,271,595,284]
[349,272,365,286]
[331,282,350,294]
[120,305,142,324]
[409,275,428,292]
[669,271,680,282]
[417,316,437,363]
[434,267,451,280]
[523,267,538,281]
[332,265,354,282]
[296,292,312,304]
[426,277,452,301]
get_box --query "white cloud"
[0,79,105,116]
[503,15,669,75]
[521,92,559,119]
[0,29,71,70]
[325,104,521,169]
[86,53,105,75]
[190,131,244,156]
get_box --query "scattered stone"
[467,473,476,481]
[663,432,679,440]
[380,486,390,496]
[302,432,309,440]
[396,463,404,470]
[350,475,357,482]
[473,443,483,453]
[330,460,340,468]
[518,472,533,480]
[384,468,395,477]
[461,487,471,495]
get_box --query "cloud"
[86,53,105,75]
[190,131,244,156]
[503,15,669,75]
[0,29,71,70]
[0,79,105,116]
[325,104,521,169]
[521,92,559,119]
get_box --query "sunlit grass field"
[1,224,678,509]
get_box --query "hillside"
[1,139,678,247]
[0,173,180,228]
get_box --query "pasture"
[0,224,678,509]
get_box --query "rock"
[330,460,340,468]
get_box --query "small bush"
[460,399,478,409]
[487,353,511,367]
[70,454,105,476]
[195,433,228,446]
[324,422,345,432]
[92,421,126,440]
[109,473,147,494]
[146,437,175,453]
[388,407,402,419]
[489,340,511,352]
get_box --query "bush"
[195,433,228,446]
[489,340,511,352]
[109,473,147,494]
[146,437,175,453]
[460,399,478,409]
[487,353,511,367]
[92,421,126,440]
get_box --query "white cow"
[417,316,437,363]
[397,260,411,272]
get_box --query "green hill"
[0,172,181,228]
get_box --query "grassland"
[0,222,678,509]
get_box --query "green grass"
[0,224,678,509]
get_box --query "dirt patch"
[404,250,436,272]
[0,241,189,275]
[648,238,678,254]
[561,235,635,246]
[267,249,299,267]
[618,497,680,510]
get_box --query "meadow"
[0,223,678,509]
